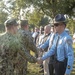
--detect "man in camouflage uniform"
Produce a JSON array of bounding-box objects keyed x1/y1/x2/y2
[
  {"x1": 0, "y1": 19, "x2": 37, "y2": 75},
  {"x1": 16, "y1": 20, "x2": 38, "y2": 75}
]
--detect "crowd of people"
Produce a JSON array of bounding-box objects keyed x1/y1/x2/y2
[{"x1": 0, "y1": 14, "x2": 74, "y2": 75}]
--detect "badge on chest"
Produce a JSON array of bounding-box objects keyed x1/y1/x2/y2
[{"x1": 59, "y1": 40, "x2": 62, "y2": 44}]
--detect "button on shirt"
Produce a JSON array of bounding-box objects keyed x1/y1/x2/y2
[{"x1": 41, "y1": 31, "x2": 74, "y2": 75}]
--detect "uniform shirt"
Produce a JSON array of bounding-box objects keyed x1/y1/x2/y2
[
  {"x1": 39, "y1": 33, "x2": 56, "y2": 64},
  {"x1": 0, "y1": 32, "x2": 37, "y2": 64},
  {"x1": 36, "y1": 34, "x2": 44, "y2": 46},
  {"x1": 40, "y1": 32, "x2": 57, "y2": 50},
  {"x1": 32, "y1": 32, "x2": 39, "y2": 44},
  {"x1": 17, "y1": 29, "x2": 38, "y2": 54},
  {"x1": 39, "y1": 35, "x2": 49, "y2": 49},
  {"x1": 40, "y1": 33, "x2": 50, "y2": 51},
  {"x1": 41, "y1": 30, "x2": 74, "y2": 75}
]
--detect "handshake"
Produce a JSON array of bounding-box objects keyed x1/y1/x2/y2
[
  {"x1": 35, "y1": 47, "x2": 44, "y2": 64},
  {"x1": 36, "y1": 57, "x2": 43, "y2": 64}
]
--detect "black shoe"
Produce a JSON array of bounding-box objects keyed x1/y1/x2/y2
[
  {"x1": 40, "y1": 64, "x2": 43, "y2": 68},
  {"x1": 39, "y1": 69, "x2": 44, "y2": 73}
]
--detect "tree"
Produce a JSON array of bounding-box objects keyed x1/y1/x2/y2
[
  {"x1": 1, "y1": 0, "x2": 75, "y2": 18},
  {"x1": 26, "y1": 9, "x2": 44, "y2": 26},
  {"x1": 67, "y1": 19, "x2": 75, "y2": 34},
  {"x1": 32, "y1": 0, "x2": 75, "y2": 17},
  {"x1": 39, "y1": 17, "x2": 50, "y2": 26},
  {"x1": 0, "y1": 0, "x2": 75, "y2": 33},
  {"x1": 0, "y1": 10, "x2": 8, "y2": 32}
]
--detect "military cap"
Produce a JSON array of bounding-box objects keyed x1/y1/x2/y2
[
  {"x1": 53, "y1": 14, "x2": 66, "y2": 24},
  {"x1": 5, "y1": 19, "x2": 18, "y2": 27},
  {"x1": 20, "y1": 20, "x2": 28, "y2": 26}
]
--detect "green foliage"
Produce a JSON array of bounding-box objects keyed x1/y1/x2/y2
[
  {"x1": 39, "y1": 17, "x2": 50, "y2": 26},
  {"x1": 26, "y1": 9, "x2": 44, "y2": 26},
  {"x1": 0, "y1": 4, "x2": 8, "y2": 32},
  {"x1": 1, "y1": 0, "x2": 75, "y2": 18},
  {"x1": 24, "y1": 0, "x2": 75, "y2": 17},
  {"x1": 27, "y1": 63, "x2": 41, "y2": 75},
  {"x1": 0, "y1": 11, "x2": 8, "y2": 24},
  {"x1": 0, "y1": 0, "x2": 75, "y2": 32},
  {"x1": 0, "y1": 24, "x2": 5, "y2": 33},
  {"x1": 67, "y1": 19, "x2": 75, "y2": 34},
  {"x1": 0, "y1": 1, "x2": 8, "y2": 24}
]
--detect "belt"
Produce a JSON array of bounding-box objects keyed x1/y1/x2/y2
[{"x1": 55, "y1": 58, "x2": 67, "y2": 63}]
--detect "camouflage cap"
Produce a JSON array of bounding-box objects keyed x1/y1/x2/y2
[
  {"x1": 5, "y1": 19, "x2": 18, "y2": 27},
  {"x1": 20, "y1": 20, "x2": 28, "y2": 26}
]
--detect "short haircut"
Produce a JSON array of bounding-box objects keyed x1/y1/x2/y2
[{"x1": 20, "y1": 20, "x2": 28, "y2": 27}]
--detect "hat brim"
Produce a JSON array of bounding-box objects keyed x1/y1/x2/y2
[{"x1": 53, "y1": 20, "x2": 67, "y2": 24}]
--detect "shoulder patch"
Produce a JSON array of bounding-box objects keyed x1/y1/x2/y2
[{"x1": 66, "y1": 39, "x2": 72, "y2": 45}]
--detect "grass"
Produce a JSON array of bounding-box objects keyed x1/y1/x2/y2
[
  {"x1": 27, "y1": 63, "x2": 42, "y2": 75},
  {"x1": 27, "y1": 45, "x2": 75, "y2": 75}
]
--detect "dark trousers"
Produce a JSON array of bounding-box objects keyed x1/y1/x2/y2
[
  {"x1": 48, "y1": 63, "x2": 54, "y2": 75},
  {"x1": 54, "y1": 59, "x2": 67, "y2": 75}
]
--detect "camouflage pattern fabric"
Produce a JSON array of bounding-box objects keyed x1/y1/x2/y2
[
  {"x1": 17, "y1": 29, "x2": 38, "y2": 54},
  {"x1": 15, "y1": 29, "x2": 38, "y2": 75},
  {"x1": 0, "y1": 32, "x2": 19, "y2": 75},
  {"x1": 0, "y1": 32, "x2": 37, "y2": 75}
]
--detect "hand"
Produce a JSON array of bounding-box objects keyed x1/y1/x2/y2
[
  {"x1": 37, "y1": 57, "x2": 43, "y2": 64},
  {"x1": 64, "y1": 74, "x2": 69, "y2": 75},
  {"x1": 37, "y1": 47, "x2": 44, "y2": 52},
  {"x1": 35, "y1": 53, "x2": 38, "y2": 58}
]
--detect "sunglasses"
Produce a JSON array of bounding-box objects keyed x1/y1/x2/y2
[
  {"x1": 54, "y1": 23, "x2": 60, "y2": 27},
  {"x1": 54, "y1": 23, "x2": 63, "y2": 27}
]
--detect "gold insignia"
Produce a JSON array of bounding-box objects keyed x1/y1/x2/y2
[{"x1": 67, "y1": 65, "x2": 70, "y2": 69}]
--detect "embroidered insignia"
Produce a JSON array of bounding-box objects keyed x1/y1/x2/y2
[
  {"x1": 67, "y1": 65, "x2": 70, "y2": 69},
  {"x1": 66, "y1": 39, "x2": 72, "y2": 45}
]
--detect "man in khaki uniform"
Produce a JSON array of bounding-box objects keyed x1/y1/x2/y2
[
  {"x1": 0, "y1": 19, "x2": 37, "y2": 75},
  {"x1": 38, "y1": 25, "x2": 51, "y2": 75},
  {"x1": 42, "y1": 25, "x2": 51, "y2": 75}
]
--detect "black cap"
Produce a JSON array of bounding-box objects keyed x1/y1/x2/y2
[
  {"x1": 20, "y1": 20, "x2": 28, "y2": 26},
  {"x1": 53, "y1": 14, "x2": 66, "y2": 24},
  {"x1": 5, "y1": 19, "x2": 18, "y2": 27}
]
